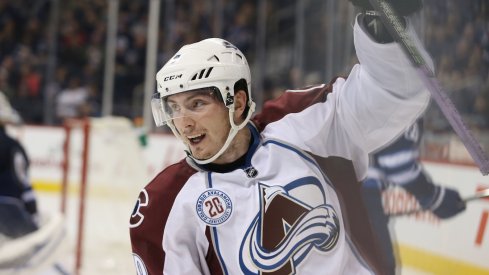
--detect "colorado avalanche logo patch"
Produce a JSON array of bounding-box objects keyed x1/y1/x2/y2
[
  {"x1": 239, "y1": 180, "x2": 340, "y2": 274},
  {"x1": 196, "y1": 189, "x2": 233, "y2": 226},
  {"x1": 130, "y1": 189, "x2": 149, "y2": 228}
]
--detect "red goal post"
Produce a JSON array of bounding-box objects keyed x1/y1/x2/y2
[
  {"x1": 60, "y1": 117, "x2": 147, "y2": 275},
  {"x1": 61, "y1": 118, "x2": 91, "y2": 275}
]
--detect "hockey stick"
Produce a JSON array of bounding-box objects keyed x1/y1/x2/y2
[
  {"x1": 463, "y1": 188, "x2": 489, "y2": 203},
  {"x1": 391, "y1": 188, "x2": 489, "y2": 217},
  {"x1": 366, "y1": 0, "x2": 489, "y2": 176}
]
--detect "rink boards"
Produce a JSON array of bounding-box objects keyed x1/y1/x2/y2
[{"x1": 8, "y1": 124, "x2": 489, "y2": 275}]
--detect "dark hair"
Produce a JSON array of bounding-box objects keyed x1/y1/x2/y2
[{"x1": 234, "y1": 78, "x2": 251, "y2": 119}]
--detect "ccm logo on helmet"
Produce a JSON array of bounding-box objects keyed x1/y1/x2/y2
[{"x1": 164, "y1": 74, "x2": 183, "y2": 81}]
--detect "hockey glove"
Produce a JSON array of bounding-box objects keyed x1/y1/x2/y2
[
  {"x1": 350, "y1": 0, "x2": 423, "y2": 43},
  {"x1": 402, "y1": 172, "x2": 466, "y2": 219},
  {"x1": 430, "y1": 187, "x2": 466, "y2": 219},
  {"x1": 348, "y1": 0, "x2": 423, "y2": 16}
]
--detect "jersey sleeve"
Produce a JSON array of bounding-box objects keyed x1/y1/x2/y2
[
  {"x1": 254, "y1": 16, "x2": 432, "y2": 180},
  {"x1": 370, "y1": 119, "x2": 424, "y2": 186},
  {"x1": 129, "y1": 160, "x2": 199, "y2": 275},
  {"x1": 343, "y1": 16, "x2": 433, "y2": 153}
]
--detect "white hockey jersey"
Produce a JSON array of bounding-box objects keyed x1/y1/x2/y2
[{"x1": 129, "y1": 16, "x2": 432, "y2": 275}]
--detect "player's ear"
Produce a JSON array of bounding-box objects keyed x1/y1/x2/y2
[{"x1": 233, "y1": 90, "x2": 247, "y2": 123}]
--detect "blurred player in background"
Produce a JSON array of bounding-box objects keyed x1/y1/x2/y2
[
  {"x1": 0, "y1": 91, "x2": 67, "y2": 275},
  {"x1": 362, "y1": 118, "x2": 466, "y2": 274},
  {"x1": 130, "y1": 0, "x2": 432, "y2": 274},
  {"x1": 0, "y1": 91, "x2": 39, "y2": 240}
]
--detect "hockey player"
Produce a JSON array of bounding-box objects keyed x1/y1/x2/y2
[
  {"x1": 0, "y1": 91, "x2": 39, "y2": 239},
  {"x1": 0, "y1": 92, "x2": 67, "y2": 275},
  {"x1": 130, "y1": 1, "x2": 430, "y2": 274},
  {"x1": 361, "y1": 119, "x2": 466, "y2": 274}
]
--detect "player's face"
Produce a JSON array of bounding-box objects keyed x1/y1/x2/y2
[{"x1": 166, "y1": 89, "x2": 230, "y2": 161}]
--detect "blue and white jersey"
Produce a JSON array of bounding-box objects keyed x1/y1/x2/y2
[
  {"x1": 0, "y1": 125, "x2": 39, "y2": 237},
  {"x1": 368, "y1": 119, "x2": 424, "y2": 187}
]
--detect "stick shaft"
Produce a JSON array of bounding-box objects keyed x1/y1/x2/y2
[
  {"x1": 463, "y1": 189, "x2": 489, "y2": 202},
  {"x1": 367, "y1": 0, "x2": 489, "y2": 175}
]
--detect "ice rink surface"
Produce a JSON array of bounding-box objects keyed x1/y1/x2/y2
[{"x1": 36, "y1": 191, "x2": 137, "y2": 275}]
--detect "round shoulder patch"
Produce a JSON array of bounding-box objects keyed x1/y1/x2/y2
[{"x1": 196, "y1": 189, "x2": 233, "y2": 226}]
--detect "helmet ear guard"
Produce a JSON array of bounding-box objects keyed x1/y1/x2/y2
[{"x1": 153, "y1": 38, "x2": 256, "y2": 164}]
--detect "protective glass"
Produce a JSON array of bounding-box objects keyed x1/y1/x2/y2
[
  {"x1": 151, "y1": 87, "x2": 221, "y2": 127},
  {"x1": 151, "y1": 92, "x2": 169, "y2": 127}
]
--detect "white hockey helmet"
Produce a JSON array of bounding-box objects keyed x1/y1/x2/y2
[
  {"x1": 152, "y1": 38, "x2": 256, "y2": 164},
  {"x1": 0, "y1": 91, "x2": 22, "y2": 125}
]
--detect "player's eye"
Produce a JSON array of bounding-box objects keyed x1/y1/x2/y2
[
  {"x1": 166, "y1": 103, "x2": 181, "y2": 115},
  {"x1": 189, "y1": 99, "x2": 207, "y2": 111},
  {"x1": 194, "y1": 100, "x2": 205, "y2": 108}
]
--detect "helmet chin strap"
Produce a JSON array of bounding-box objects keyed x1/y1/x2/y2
[
  {"x1": 185, "y1": 100, "x2": 256, "y2": 165},
  {"x1": 191, "y1": 124, "x2": 240, "y2": 165},
  {"x1": 191, "y1": 102, "x2": 253, "y2": 164}
]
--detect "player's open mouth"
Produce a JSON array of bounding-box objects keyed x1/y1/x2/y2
[{"x1": 188, "y1": 133, "x2": 205, "y2": 144}]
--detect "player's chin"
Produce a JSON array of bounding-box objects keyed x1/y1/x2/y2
[{"x1": 190, "y1": 147, "x2": 213, "y2": 161}]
